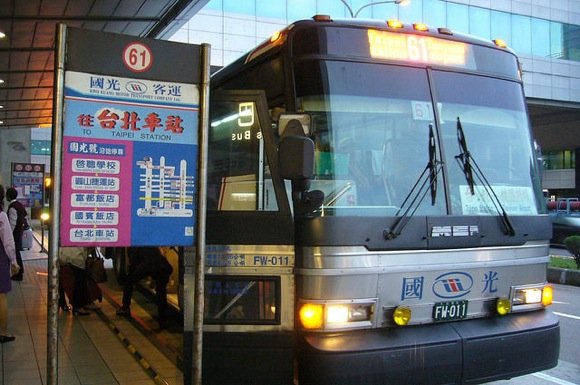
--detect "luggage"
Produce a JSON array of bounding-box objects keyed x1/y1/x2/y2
[
  {"x1": 59, "y1": 264, "x2": 103, "y2": 307},
  {"x1": 21, "y1": 228, "x2": 34, "y2": 250}
]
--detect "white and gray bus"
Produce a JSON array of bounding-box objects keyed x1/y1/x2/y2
[{"x1": 115, "y1": 16, "x2": 561, "y2": 385}]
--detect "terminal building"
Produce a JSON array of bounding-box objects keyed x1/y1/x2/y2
[{"x1": 1, "y1": 0, "x2": 580, "y2": 201}]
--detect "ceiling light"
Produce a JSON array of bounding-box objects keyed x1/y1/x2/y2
[
  {"x1": 0, "y1": 32, "x2": 5, "y2": 39},
  {"x1": 0, "y1": 79, "x2": 4, "y2": 84}
]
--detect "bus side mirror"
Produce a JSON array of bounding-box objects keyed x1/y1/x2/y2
[
  {"x1": 279, "y1": 133, "x2": 315, "y2": 180},
  {"x1": 278, "y1": 118, "x2": 324, "y2": 214}
]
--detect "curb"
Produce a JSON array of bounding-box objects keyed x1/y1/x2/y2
[
  {"x1": 94, "y1": 308, "x2": 170, "y2": 385},
  {"x1": 547, "y1": 267, "x2": 580, "y2": 287}
]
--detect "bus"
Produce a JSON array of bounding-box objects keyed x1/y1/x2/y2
[{"x1": 115, "y1": 16, "x2": 561, "y2": 385}]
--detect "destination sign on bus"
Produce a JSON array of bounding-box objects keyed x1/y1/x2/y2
[{"x1": 368, "y1": 30, "x2": 475, "y2": 69}]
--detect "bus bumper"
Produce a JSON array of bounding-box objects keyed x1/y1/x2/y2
[{"x1": 298, "y1": 310, "x2": 560, "y2": 385}]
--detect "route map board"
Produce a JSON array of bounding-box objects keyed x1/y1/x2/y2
[{"x1": 59, "y1": 27, "x2": 201, "y2": 247}]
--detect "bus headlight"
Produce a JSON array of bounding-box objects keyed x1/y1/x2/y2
[
  {"x1": 326, "y1": 303, "x2": 373, "y2": 323},
  {"x1": 522, "y1": 288, "x2": 542, "y2": 304},
  {"x1": 509, "y1": 284, "x2": 553, "y2": 313},
  {"x1": 326, "y1": 304, "x2": 349, "y2": 324},
  {"x1": 299, "y1": 300, "x2": 375, "y2": 330}
]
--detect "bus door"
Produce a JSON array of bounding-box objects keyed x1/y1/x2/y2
[{"x1": 202, "y1": 90, "x2": 295, "y2": 384}]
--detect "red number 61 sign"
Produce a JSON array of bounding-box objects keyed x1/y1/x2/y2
[{"x1": 122, "y1": 42, "x2": 153, "y2": 73}]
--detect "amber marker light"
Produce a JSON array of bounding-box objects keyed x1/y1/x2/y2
[
  {"x1": 270, "y1": 31, "x2": 282, "y2": 43},
  {"x1": 413, "y1": 23, "x2": 429, "y2": 32},
  {"x1": 387, "y1": 19, "x2": 403, "y2": 29},
  {"x1": 493, "y1": 39, "x2": 508, "y2": 48},
  {"x1": 542, "y1": 285, "x2": 553, "y2": 306},
  {"x1": 299, "y1": 303, "x2": 324, "y2": 329},
  {"x1": 393, "y1": 306, "x2": 411, "y2": 326}
]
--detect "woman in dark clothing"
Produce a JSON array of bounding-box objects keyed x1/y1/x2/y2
[{"x1": 6, "y1": 187, "x2": 25, "y2": 281}]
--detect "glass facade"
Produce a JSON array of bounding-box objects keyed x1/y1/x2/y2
[
  {"x1": 543, "y1": 150, "x2": 576, "y2": 170},
  {"x1": 188, "y1": 0, "x2": 580, "y2": 64}
]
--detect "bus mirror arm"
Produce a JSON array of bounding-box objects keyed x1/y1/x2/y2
[{"x1": 296, "y1": 188, "x2": 325, "y2": 215}]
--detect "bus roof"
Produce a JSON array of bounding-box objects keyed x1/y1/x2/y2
[{"x1": 212, "y1": 16, "x2": 519, "y2": 83}]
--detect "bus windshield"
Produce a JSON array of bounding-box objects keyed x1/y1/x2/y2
[{"x1": 295, "y1": 60, "x2": 541, "y2": 217}]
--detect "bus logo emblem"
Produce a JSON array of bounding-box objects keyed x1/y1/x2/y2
[
  {"x1": 433, "y1": 272, "x2": 473, "y2": 299},
  {"x1": 126, "y1": 81, "x2": 147, "y2": 94}
]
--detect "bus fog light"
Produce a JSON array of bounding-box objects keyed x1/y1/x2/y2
[
  {"x1": 393, "y1": 306, "x2": 411, "y2": 326},
  {"x1": 299, "y1": 303, "x2": 324, "y2": 329},
  {"x1": 496, "y1": 297, "x2": 511, "y2": 315}
]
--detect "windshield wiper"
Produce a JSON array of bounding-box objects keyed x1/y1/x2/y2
[
  {"x1": 385, "y1": 124, "x2": 442, "y2": 240},
  {"x1": 454, "y1": 117, "x2": 516, "y2": 236},
  {"x1": 428, "y1": 123, "x2": 438, "y2": 206},
  {"x1": 455, "y1": 117, "x2": 475, "y2": 195}
]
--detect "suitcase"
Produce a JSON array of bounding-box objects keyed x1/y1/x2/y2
[
  {"x1": 59, "y1": 264, "x2": 103, "y2": 307},
  {"x1": 20, "y1": 228, "x2": 34, "y2": 250}
]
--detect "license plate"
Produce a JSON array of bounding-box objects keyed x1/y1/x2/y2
[{"x1": 432, "y1": 300, "x2": 468, "y2": 322}]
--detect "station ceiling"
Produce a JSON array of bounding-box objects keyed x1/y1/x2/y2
[
  {"x1": 0, "y1": 0, "x2": 208, "y2": 130},
  {"x1": 0, "y1": 0, "x2": 579, "y2": 154}
]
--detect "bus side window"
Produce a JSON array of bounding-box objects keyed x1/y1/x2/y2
[{"x1": 208, "y1": 100, "x2": 278, "y2": 211}]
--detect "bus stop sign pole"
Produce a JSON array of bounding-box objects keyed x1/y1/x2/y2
[
  {"x1": 192, "y1": 43, "x2": 211, "y2": 385},
  {"x1": 47, "y1": 22, "x2": 67, "y2": 385}
]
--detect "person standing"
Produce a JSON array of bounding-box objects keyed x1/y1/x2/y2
[
  {"x1": 6, "y1": 187, "x2": 25, "y2": 281},
  {"x1": 0, "y1": 185, "x2": 20, "y2": 342},
  {"x1": 58, "y1": 247, "x2": 91, "y2": 316},
  {"x1": 116, "y1": 247, "x2": 173, "y2": 329}
]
